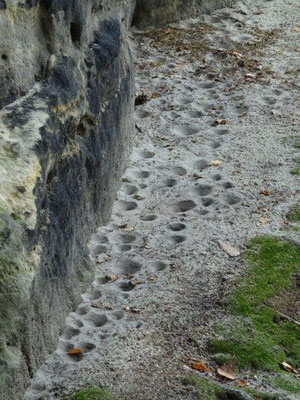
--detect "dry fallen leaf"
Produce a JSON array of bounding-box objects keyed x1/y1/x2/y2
[
  {"x1": 131, "y1": 278, "x2": 143, "y2": 286},
  {"x1": 237, "y1": 379, "x2": 248, "y2": 387},
  {"x1": 213, "y1": 119, "x2": 228, "y2": 126},
  {"x1": 191, "y1": 362, "x2": 209, "y2": 372},
  {"x1": 217, "y1": 363, "x2": 236, "y2": 380},
  {"x1": 231, "y1": 50, "x2": 243, "y2": 59},
  {"x1": 218, "y1": 241, "x2": 240, "y2": 257},
  {"x1": 258, "y1": 216, "x2": 271, "y2": 225},
  {"x1": 209, "y1": 160, "x2": 223, "y2": 167},
  {"x1": 91, "y1": 301, "x2": 102, "y2": 309},
  {"x1": 108, "y1": 274, "x2": 119, "y2": 282},
  {"x1": 260, "y1": 190, "x2": 270, "y2": 196},
  {"x1": 67, "y1": 348, "x2": 83, "y2": 357},
  {"x1": 280, "y1": 361, "x2": 298, "y2": 374}
]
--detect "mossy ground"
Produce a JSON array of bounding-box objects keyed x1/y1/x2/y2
[
  {"x1": 289, "y1": 137, "x2": 300, "y2": 175},
  {"x1": 290, "y1": 156, "x2": 300, "y2": 175},
  {"x1": 188, "y1": 376, "x2": 225, "y2": 400},
  {"x1": 242, "y1": 387, "x2": 281, "y2": 400},
  {"x1": 287, "y1": 204, "x2": 300, "y2": 223},
  {"x1": 209, "y1": 236, "x2": 300, "y2": 395},
  {"x1": 293, "y1": 138, "x2": 300, "y2": 150},
  {"x1": 69, "y1": 387, "x2": 115, "y2": 400}
]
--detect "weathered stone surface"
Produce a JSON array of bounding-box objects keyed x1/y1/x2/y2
[
  {"x1": 0, "y1": 1, "x2": 134, "y2": 399},
  {"x1": 133, "y1": 0, "x2": 237, "y2": 27}
]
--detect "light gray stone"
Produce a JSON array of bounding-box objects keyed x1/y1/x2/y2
[
  {"x1": 0, "y1": 1, "x2": 134, "y2": 399},
  {"x1": 133, "y1": 0, "x2": 237, "y2": 27}
]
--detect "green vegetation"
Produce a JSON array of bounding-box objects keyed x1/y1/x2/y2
[
  {"x1": 210, "y1": 237, "x2": 300, "y2": 375},
  {"x1": 188, "y1": 375, "x2": 284, "y2": 400},
  {"x1": 291, "y1": 156, "x2": 300, "y2": 175},
  {"x1": 287, "y1": 204, "x2": 300, "y2": 223},
  {"x1": 243, "y1": 387, "x2": 281, "y2": 400},
  {"x1": 273, "y1": 375, "x2": 300, "y2": 394},
  {"x1": 70, "y1": 387, "x2": 115, "y2": 400},
  {"x1": 188, "y1": 376, "x2": 225, "y2": 400},
  {"x1": 293, "y1": 137, "x2": 300, "y2": 149}
]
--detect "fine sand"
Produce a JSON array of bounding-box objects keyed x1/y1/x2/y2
[{"x1": 25, "y1": 1, "x2": 300, "y2": 399}]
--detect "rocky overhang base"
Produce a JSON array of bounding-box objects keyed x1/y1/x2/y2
[
  {"x1": 133, "y1": 0, "x2": 237, "y2": 27},
  {"x1": 0, "y1": 1, "x2": 134, "y2": 399}
]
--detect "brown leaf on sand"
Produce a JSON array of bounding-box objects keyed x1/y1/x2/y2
[
  {"x1": 91, "y1": 301, "x2": 102, "y2": 308},
  {"x1": 280, "y1": 361, "x2": 298, "y2": 374},
  {"x1": 260, "y1": 190, "x2": 270, "y2": 196},
  {"x1": 131, "y1": 278, "x2": 143, "y2": 286},
  {"x1": 108, "y1": 274, "x2": 119, "y2": 282},
  {"x1": 258, "y1": 216, "x2": 271, "y2": 225},
  {"x1": 217, "y1": 363, "x2": 236, "y2": 380},
  {"x1": 244, "y1": 73, "x2": 255, "y2": 80},
  {"x1": 213, "y1": 119, "x2": 228, "y2": 126},
  {"x1": 67, "y1": 348, "x2": 83, "y2": 357},
  {"x1": 218, "y1": 241, "x2": 240, "y2": 257},
  {"x1": 237, "y1": 379, "x2": 248, "y2": 387},
  {"x1": 191, "y1": 362, "x2": 209, "y2": 372}
]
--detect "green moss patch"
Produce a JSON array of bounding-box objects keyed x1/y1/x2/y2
[
  {"x1": 291, "y1": 156, "x2": 300, "y2": 175},
  {"x1": 287, "y1": 204, "x2": 300, "y2": 223},
  {"x1": 293, "y1": 137, "x2": 300, "y2": 149},
  {"x1": 188, "y1": 376, "x2": 225, "y2": 400},
  {"x1": 243, "y1": 387, "x2": 280, "y2": 400},
  {"x1": 273, "y1": 374, "x2": 300, "y2": 394},
  {"x1": 70, "y1": 387, "x2": 115, "y2": 400},
  {"x1": 210, "y1": 237, "x2": 300, "y2": 374}
]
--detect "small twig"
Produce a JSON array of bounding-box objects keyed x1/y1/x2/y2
[
  {"x1": 274, "y1": 310, "x2": 300, "y2": 328},
  {"x1": 265, "y1": 303, "x2": 300, "y2": 328}
]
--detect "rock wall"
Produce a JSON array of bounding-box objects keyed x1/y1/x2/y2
[
  {"x1": 0, "y1": 1, "x2": 134, "y2": 399},
  {"x1": 133, "y1": 0, "x2": 236, "y2": 27}
]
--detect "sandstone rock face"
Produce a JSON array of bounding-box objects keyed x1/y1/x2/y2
[
  {"x1": 0, "y1": 1, "x2": 134, "y2": 399},
  {"x1": 133, "y1": 0, "x2": 236, "y2": 27}
]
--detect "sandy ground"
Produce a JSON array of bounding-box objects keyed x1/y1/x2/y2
[{"x1": 25, "y1": 0, "x2": 300, "y2": 399}]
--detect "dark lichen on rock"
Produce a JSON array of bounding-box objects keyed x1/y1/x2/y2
[{"x1": 0, "y1": 1, "x2": 134, "y2": 399}]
